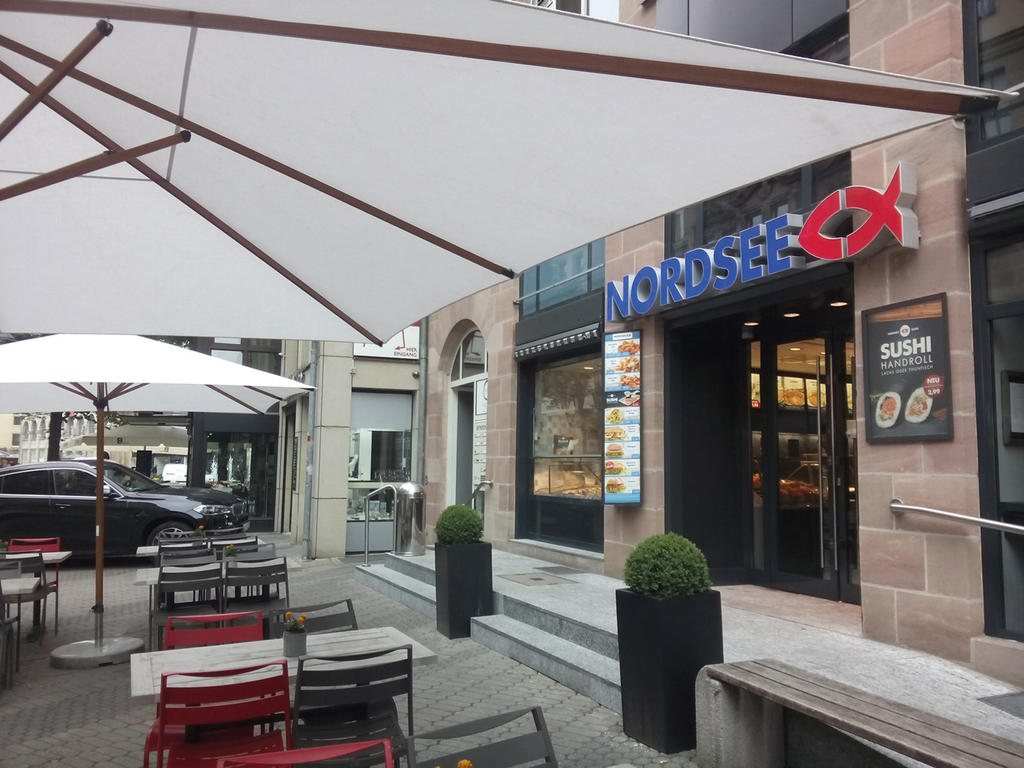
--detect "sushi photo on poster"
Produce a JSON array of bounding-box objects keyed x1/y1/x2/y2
[{"x1": 862, "y1": 293, "x2": 953, "y2": 443}]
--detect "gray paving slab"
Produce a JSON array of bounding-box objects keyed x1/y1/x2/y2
[{"x1": 0, "y1": 535, "x2": 697, "y2": 768}]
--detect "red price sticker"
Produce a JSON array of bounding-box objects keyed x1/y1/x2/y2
[{"x1": 923, "y1": 374, "x2": 944, "y2": 398}]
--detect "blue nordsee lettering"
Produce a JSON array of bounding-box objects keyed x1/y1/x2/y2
[
  {"x1": 629, "y1": 266, "x2": 659, "y2": 315},
  {"x1": 659, "y1": 258, "x2": 684, "y2": 306},
  {"x1": 712, "y1": 236, "x2": 739, "y2": 291},
  {"x1": 604, "y1": 212, "x2": 806, "y2": 321},
  {"x1": 739, "y1": 225, "x2": 764, "y2": 282},
  {"x1": 607, "y1": 275, "x2": 630, "y2": 321},
  {"x1": 684, "y1": 248, "x2": 711, "y2": 299},
  {"x1": 765, "y1": 214, "x2": 805, "y2": 275}
]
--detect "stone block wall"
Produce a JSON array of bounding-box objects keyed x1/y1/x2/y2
[{"x1": 850, "y1": 0, "x2": 984, "y2": 662}]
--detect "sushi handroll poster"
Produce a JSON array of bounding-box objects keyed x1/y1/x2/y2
[{"x1": 863, "y1": 294, "x2": 953, "y2": 443}]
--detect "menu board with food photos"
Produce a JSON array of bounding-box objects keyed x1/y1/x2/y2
[
  {"x1": 604, "y1": 331, "x2": 641, "y2": 504},
  {"x1": 863, "y1": 293, "x2": 952, "y2": 443}
]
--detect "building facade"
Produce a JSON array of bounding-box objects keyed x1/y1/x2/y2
[
  {"x1": 277, "y1": 331, "x2": 422, "y2": 558},
  {"x1": 421, "y1": 0, "x2": 1024, "y2": 686}
]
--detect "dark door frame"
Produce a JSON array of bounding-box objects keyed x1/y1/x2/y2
[
  {"x1": 662, "y1": 266, "x2": 859, "y2": 602},
  {"x1": 760, "y1": 318, "x2": 858, "y2": 603}
]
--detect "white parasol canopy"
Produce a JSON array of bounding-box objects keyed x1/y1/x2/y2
[
  {"x1": 0, "y1": 0, "x2": 1012, "y2": 344},
  {"x1": 0, "y1": 333, "x2": 310, "y2": 414},
  {"x1": 0, "y1": 333, "x2": 312, "y2": 664}
]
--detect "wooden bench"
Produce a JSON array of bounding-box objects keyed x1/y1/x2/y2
[{"x1": 696, "y1": 659, "x2": 1024, "y2": 768}]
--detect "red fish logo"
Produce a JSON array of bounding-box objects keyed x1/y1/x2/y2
[{"x1": 799, "y1": 163, "x2": 918, "y2": 261}]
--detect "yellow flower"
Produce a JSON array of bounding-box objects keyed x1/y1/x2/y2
[{"x1": 457, "y1": 761, "x2": 473, "y2": 768}]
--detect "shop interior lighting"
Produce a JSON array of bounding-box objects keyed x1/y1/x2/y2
[
  {"x1": 783, "y1": 312, "x2": 800, "y2": 318},
  {"x1": 743, "y1": 321, "x2": 759, "y2": 327},
  {"x1": 789, "y1": 347, "x2": 801, "y2": 351},
  {"x1": 829, "y1": 300, "x2": 849, "y2": 307}
]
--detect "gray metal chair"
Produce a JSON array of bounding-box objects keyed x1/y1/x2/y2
[
  {"x1": 269, "y1": 598, "x2": 357, "y2": 639},
  {"x1": 204, "y1": 526, "x2": 247, "y2": 539},
  {"x1": 148, "y1": 562, "x2": 225, "y2": 649},
  {"x1": 223, "y1": 556, "x2": 289, "y2": 611},
  {"x1": 0, "y1": 564, "x2": 21, "y2": 682},
  {"x1": 292, "y1": 645, "x2": 413, "y2": 768},
  {"x1": 407, "y1": 706, "x2": 557, "y2": 768},
  {"x1": 159, "y1": 550, "x2": 218, "y2": 567},
  {"x1": 0, "y1": 553, "x2": 50, "y2": 647}
]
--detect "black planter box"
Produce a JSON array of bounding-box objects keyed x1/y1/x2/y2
[
  {"x1": 434, "y1": 541, "x2": 494, "y2": 639},
  {"x1": 615, "y1": 588, "x2": 723, "y2": 753}
]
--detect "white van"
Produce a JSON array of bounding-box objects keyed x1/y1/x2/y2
[{"x1": 161, "y1": 463, "x2": 188, "y2": 484}]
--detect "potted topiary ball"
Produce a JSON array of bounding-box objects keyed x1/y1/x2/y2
[
  {"x1": 433, "y1": 504, "x2": 493, "y2": 639},
  {"x1": 615, "y1": 532, "x2": 723, "y2": 754}
]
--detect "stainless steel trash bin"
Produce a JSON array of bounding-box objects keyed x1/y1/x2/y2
[{"x1": 394, "y1": 481, "x2": 426, "y2": 556}]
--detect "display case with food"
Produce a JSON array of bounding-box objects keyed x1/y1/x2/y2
[{"x1": 533, "y1": 457, "x2": 602, "y2": 499}]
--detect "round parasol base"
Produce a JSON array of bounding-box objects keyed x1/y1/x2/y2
[{"x1": 50, "y1": 636, "x2": 144, "y2": 669}]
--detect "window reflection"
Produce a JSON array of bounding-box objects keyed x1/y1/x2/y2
[
  {"x1": 978, "y1": 1, "x2": 1024, "y2": 139},
  {"x1": 532, "y1": 356, "x2": 603, "y2": 499}
]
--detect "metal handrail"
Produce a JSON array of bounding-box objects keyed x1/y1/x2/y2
[
  {"x1": 363, "y1": 484, "x2": 397, "y2": 566},
  {"x1": 464, "y1": 478, "x2": 493, "y2": 518},
  {"x1": 890, "y1": 499, "x2": 1024, "y2": 536}
]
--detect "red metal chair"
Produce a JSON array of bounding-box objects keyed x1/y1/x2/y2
[
  {"x1": 213, "y1": 741, "x2": 394, "y2": 767},
  {"x1": 163, "y1": 610, "x2": 264, "y2": 650},
  {"x1": 145, "y1": 612, "x2": 264, "y2": 766},
  {"x1": 148, "y1": 661, "x2": 292, "y2": 768},
  {"x1": 8, "y1": 537, "x2": 60, "y2": 633}
]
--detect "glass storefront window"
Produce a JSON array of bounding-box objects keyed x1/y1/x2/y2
[
  {"x1": 518, "y1": 241, "x2": 605, "y2": 316},
  {"x1": 987, "y1": 241, "x2": 1024, "y2": 303},
  {"x1": 348, "y1": 392, "x2": 413, "y2": 484},
  {"x1": 532, "y1": 356, "x2": 603, "y2": 499},
  {"x1": 348, "y1": 429, "x2": 412, "y2": 482},
  {"x1": 703, "y1": 168, "x2": 803, "y2": 246},
  {"x1": 204, "y1": 432, "x2": 278, "y2": 527},
  {"x1": 977, "y1": 0, "x2": 1024, "y2": 140},
  {"x1": 348, "y1": 391, "x2": 413, "y2": 522},
  {"x1": 347, "y1": 486, "x2": 395, "y2": 523},
  {"x1": 991, "y1": 314, "x2": 1024, "y2": 634}
]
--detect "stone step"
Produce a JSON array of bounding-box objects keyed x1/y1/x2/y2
[
  {"x1": 354, "y1": 563, "x2": 435, "y2": 618},
  {"x1": 380, "y1": 551, "x2": 434, "y2": 585},
  {"x1": 497, "y1": 593, "x2": 619, "y2": 661},
  {"x1": 471, "y1": 613, "x2": 622, "y2": 714}
]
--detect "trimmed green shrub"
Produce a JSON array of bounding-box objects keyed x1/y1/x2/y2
[
  {"x1": 435, "y1": 504, "x2": 483, "y2": 545},
  {"x1": 623, "y1": 533, "x2": 711, "y2": 598}
]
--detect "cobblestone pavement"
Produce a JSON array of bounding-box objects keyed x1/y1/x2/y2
[{"x1": 0, "y1": 536, "x2": 697, "y2": 768}]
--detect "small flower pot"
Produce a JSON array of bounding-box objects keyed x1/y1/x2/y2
[{"x1": 283, "y1": 630, "x2": 307, "y2": 657}]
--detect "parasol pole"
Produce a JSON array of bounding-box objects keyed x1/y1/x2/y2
[
  {"x1": 93, "y1": 400, "x2": 106, "y2": 647},
  {"x1": 52, "y1": 389, "x2": 142, "y2": 668}
]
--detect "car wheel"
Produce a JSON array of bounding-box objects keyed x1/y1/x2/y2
[{"x1": 146, "y1": 521, "x2": 194, "y2": 547}]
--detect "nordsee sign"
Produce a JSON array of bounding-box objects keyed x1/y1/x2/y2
[{"x1": 606, "y1": 164, "x2": 918, "y2": 322}]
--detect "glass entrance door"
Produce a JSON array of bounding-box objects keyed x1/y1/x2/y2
[{"x1": 762, "y1": 333, "x2": 859, "y2": 602}]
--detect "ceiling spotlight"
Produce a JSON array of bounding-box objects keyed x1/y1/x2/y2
[
  {"x1": 829, "y1": 300, "x2": 849, "y2": 307},
  {"x1": 743, "y1": 321, "x2": 759, "y2": 327},
  {"x1": 783, "y1": 312, "x2": 800, "y2": 318}
]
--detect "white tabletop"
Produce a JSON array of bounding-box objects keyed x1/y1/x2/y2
[
  {"x1": 0, "y1": 576, "x2": 41, "y2": 596},
  {"x1": 130, "y1": 626, "x2": 437, "y2": 697},
  {"x1": 3, "y1": 551, "x2": 72, "y2": 564},
  {"x1": 135, "y1": 538, "x2": 263, "y2": 557}
]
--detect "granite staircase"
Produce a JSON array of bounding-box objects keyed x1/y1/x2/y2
[{"x1": 355, "y1": 549, "x2": 624, "y2": 712}]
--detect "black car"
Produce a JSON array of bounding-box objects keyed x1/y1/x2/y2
[{"x1": 0, "y1": 460, "x2": 248, "y2": 555}]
